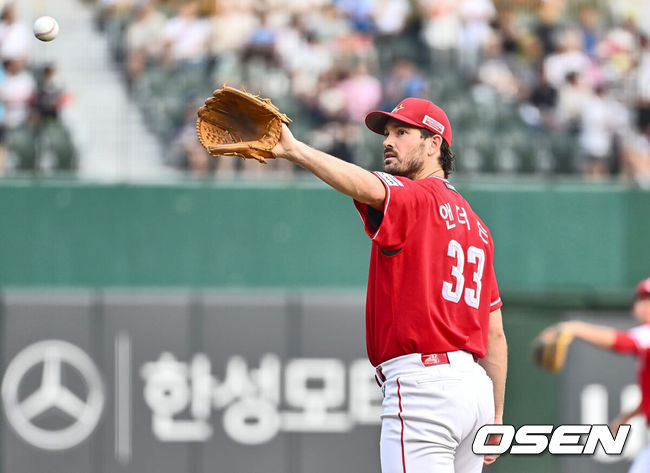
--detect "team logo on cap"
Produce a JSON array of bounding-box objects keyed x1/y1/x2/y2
[
  {"x1": 392, "y1": 104, "x2": 405, "y2": 112},
  {"x1": 423, "y1": 115, "x2": 445, "y2": 135}
]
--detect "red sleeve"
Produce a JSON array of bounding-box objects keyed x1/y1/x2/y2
[
  {"x1": 612, "y1": 331, "x2": 639, "y2": 354},
  {"x1": 353, "y1": 172, "x2": 425, "y2": 250},
  {"x1": 489, "y1": 268, "x2": 503, "y2": 311}
]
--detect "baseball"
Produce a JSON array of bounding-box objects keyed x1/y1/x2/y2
[{"x1": 33, "y1": 16, "x2": 59, "y2": 42}]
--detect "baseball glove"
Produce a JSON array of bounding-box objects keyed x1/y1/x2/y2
[
  {"x1": 196, "y1": 85, "x2": 291, "y2": 163},
  {"x1": 530, "y1": 324, "x2": 574, "y2": 373}
]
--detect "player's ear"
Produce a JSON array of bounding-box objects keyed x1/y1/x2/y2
[{"x1": 428, "y1": 134, "x2": 442, "y2": 157}]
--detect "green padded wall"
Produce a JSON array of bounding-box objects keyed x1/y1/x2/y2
[{"x1": 0, "y1": 179, "x2": 648, "y2": 292}]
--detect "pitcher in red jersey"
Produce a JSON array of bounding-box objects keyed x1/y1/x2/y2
[{"x1": 273, "y1": 97, "x2": 508, "y2": 473}]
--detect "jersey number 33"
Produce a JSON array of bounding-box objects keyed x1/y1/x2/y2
[{"x1": 441, "y1": 239, "x2": 485, "y2": 309}]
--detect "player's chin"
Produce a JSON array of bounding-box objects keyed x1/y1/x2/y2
[{"x1": 383, "y1": 162, "x2": 401, "y2": 176}]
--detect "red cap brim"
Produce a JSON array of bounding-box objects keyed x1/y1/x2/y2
[{"x1": 365, "y1": 111, "x2": 425, "y2": 135}]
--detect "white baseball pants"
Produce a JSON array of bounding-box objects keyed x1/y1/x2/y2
[{"x1": 376, "y1": 351, "x2": 494, "y2": 473}]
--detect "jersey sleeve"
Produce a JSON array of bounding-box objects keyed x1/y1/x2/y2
[
  {"x1": 612, "y1": 331, "x2": 640, "y2": 355},
  {"x1": 353, "y1": 172, "x2": 426, "y2": 249},
  {"x1": 489, "y1": 269, "x2": 503, "y2": 311}
]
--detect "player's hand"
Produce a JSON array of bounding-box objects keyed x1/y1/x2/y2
[
  {"x1": 483, "y1": 438, "x2": 501, "y2": 465},
  {"x1": 483, "y1": 416, "x2": 503, "y2": 466},
  {"x1": 272, "y1": 124, "x2": 298, "y2": 160}
]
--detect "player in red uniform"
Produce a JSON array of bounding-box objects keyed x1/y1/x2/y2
[
  {"x1": 273, "y1": 97, "x2": 508, "y2": 473},
  {"x1": 555, "y1": 277, "x2": 650, "y2": 473}
]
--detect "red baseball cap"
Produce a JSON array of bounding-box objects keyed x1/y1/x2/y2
[
  {"x1": 365, "y1": 98, "x2": 452, "y2": 145},
  {"x1": 636, "y1": 278, "x2": 650, "y2": 299}
]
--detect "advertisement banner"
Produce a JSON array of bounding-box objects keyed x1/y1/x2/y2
[{"x1": 0, "y1": 290, "x2": 382, "y2": 473}]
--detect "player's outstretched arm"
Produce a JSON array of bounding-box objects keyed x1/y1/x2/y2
[
  {"x1": 478, "y1": 308, "x2": 507, "y2": 465},
  {"x1": 560, "y1": 321, "x2": 617, "y2": 350},
  {"x1": 273, "y1": 124, "x2": 386, "y2": 210}
]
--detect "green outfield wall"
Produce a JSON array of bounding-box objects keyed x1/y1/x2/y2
[{"x1": 0, "y1": 179, "x2": 647, "y2": 294}]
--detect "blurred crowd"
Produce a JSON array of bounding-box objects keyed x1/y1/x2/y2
[
  {"x1": 2, "y1": 0, "x2": 650, "y2": 185},
  {"x1": 0, "y1": 3, "x2": 76, "y2": 176},
  {"x1": 93, "y1": 0, "x2": 650, "y2": 184}
]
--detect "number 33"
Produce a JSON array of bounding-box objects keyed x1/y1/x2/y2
[{"x1": 442, "y1": 239, "x2": 485, "y2": 309}]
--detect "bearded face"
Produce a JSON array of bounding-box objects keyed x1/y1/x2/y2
[{"x1": 383, "y1": 121, "x2": 431, "y2": 180}]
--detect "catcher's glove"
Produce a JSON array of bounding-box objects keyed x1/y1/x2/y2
[
  {"x1": 530, "y1": 324, "x2": 574, "y2": 373},
  {"x1": 196, "y1": 85, "x2": 291, "y2": 163}
]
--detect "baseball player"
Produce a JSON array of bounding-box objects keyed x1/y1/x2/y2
[
  {"x1": 273, "y1": 97, "x2": 507, "y2": 473},
  {"x1": 549, "y1": 277, "x2": 650, "y2": 473}
]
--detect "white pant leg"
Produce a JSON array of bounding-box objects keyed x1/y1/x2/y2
[
  {"x1": 629, "y1": 442, "x2": 650, "y2": 473},
  {"x1": 380, "y1": 374, "x2": 455, "y2": 473},
  {"x1": 379, "y1": 354, "x2": 494, "y2": 473},
  {"x1": 454, "y1": 373, "x2": 494, "y2": 473}
]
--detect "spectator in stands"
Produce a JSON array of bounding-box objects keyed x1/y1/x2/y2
[
  {"x1": 495, "y1": 9, "x2": 521, "y2": 56},
  {"x1": 458, "y1": 0, "x2": 496, "y2": 73},
  {"x1": 162, "y1": 1, "x2": 211, "y2": 71},
  {"x1": 35, "y1": 64, "x2": 67, "y2": 121},
  {"x1": 238, "y1": 12, "x2": 291, "y2": 102},
  {"x1": 579, "y1": 84, "x2": 619, "y2": 178},
  {"x1": 371, "y1": 0, "x2": 412, "y2": 70},
  {"x1": 533, "y1": 0, "x2": 560, "y2": 56},
  {"x1": 509, "y1": 33, "x2": 545, "y2": 94},
  {"x1": 302, "y1": 4, "x2": 350, "y2": 43},
  {"x1": 286, "y1": 30, "x2": 334, "y2": 100},
  {"x1": 419, "y1": 0, "x2": 459, "y2": 68},
  {"x1": 125, "y1": 0, "x2": 166, "y2": 92},
  {"x1": 635, "y1": 34, "x2": 650, "y2": 133},
  {"x1": 596, "y1": 21, "x2": 637, "y2": 84},
  {"x1": 555, "y1": 71, "x2": 589, "y2": 133},
  {"x1": 0, "y1": 58, "x2": 35, "y2": 130},
  {"x1": 372, "y1": 0, "x2": 411, "y2": 37},
  {"x1": 33, "y1": 63, "x2": 76, "y2": 171},
  {"x1": 337, "y1": 62, "x2": 381, "y2": 123},
  {"x1": 0, "y1": 3, "x2": 32, "y2": 64},
  {"x1": 243, "y1": 11, "x2": 277, "y2": 66},
  {"x1": 544, "y1": 29, "x2": 592, "y2": 89},
  {"x1": 334, "y1": 0, "x2": 374, "y2": 33},
  {"x1": 578, "y1": 5, "x2": 601, "y2": 58},
  {"x1": 476, "y1": 31, "x2": 521, "y2": 101},
  {"x1": 523, "y1": 68, "x2": 557, "y2": 129},
  {"x1": 0, "y1": 58, "x2": 36, "y2": 170},
  {"x1": 273, "y1": 13, "x2": 305, "y2": 73},
  {"x1": 209, "y1": 0, "x2": 259, "y2": 60},
  {"x1": 95, "y1": 0, "x2": 135, "y2": 33},
  {"x1": 380, "y1": 58, "x2": 428, "y2": 110},
  {"x1": 101, "y1": 0, "x2": 137, "y2": 63}
]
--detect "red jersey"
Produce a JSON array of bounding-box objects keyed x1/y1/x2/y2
[
  {"x1": 613, "y1": 325, "x2": 650, "y2": 423},
  {"x1": 354, "y1": 172, "x2": 502, "y2": 367}
]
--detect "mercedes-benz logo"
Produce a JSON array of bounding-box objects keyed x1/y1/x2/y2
[{"x1": 1, "y1": 340, "x2": 105, "y2": 450}]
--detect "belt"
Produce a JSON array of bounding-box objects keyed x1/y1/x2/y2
[
  {"x1": 374, "y1": 351, "x2": 477, "y2": 387},
  {"x1": 421, "y1": 352, "x2": 450, "y2": 367}
]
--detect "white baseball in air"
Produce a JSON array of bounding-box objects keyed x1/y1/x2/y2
[{"x1": 33, "y1": 16, "x2": 59, "y2": 42}]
